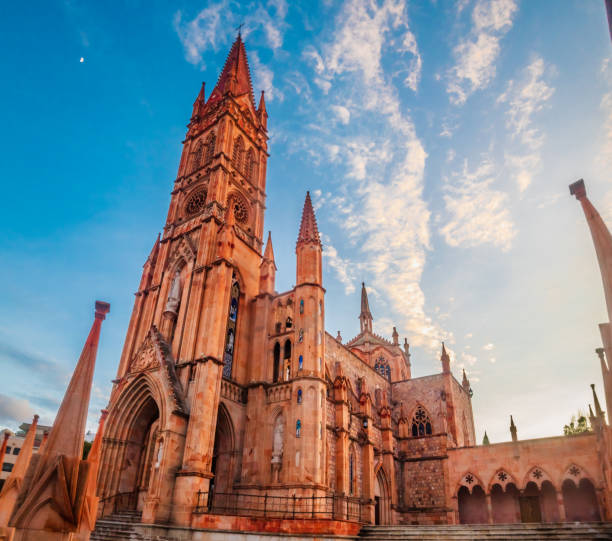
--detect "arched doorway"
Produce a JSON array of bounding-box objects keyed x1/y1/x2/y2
[
  {"x1": 374, "y1": 468, "x2": 390, "y2": 525},
  {"x1": 562, "y1": 478, "x2": 601, "y2": 521},
  {"x1": 491, "y1": 483, "x2": 520, "y2": 523},
  {"x1": 519, "y1": 481, "x2": 542, "y2": 523},
  {"x1": 123, "y1": 396, "x2": 160, "y2": 511},
  {"x1": 210, "y1": 403, "x2": 235, "y2": 509},
  {"x1": 458, "y1": 485, "x2": 488, "y2": 524}
]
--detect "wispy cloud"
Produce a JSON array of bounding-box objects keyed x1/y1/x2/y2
[
  {"x1": 174, "y1": 0, "x2": 286, "y2": 100},
  {"x1": 0, "y1": 393, "x2": 34, "y2": 430},
  {"x1": 439, "y1": 158, "x2": 516, "y2": 251},
  {"x1": 447, "y1": 0, "x2": 518, "y2": 105},
  {"x1": 498, "y1": 57, "x2": 554, "y2": 192},
  {"x1": 302, "y1": 0, "x2": 451, "y2": 354}
]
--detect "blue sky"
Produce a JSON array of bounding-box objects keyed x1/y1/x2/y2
[{"x1": 0, "y1": 0, "x2": 610, "y2": 444}]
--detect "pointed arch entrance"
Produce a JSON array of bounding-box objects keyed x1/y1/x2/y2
[
  {"x1": 374, "y1": 467, "x2": 391, "y2": 525},
  {"x1": 210, "y1": 403, "x2": 235, "y2": 500}
]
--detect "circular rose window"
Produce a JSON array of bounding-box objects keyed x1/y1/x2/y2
[
  {"x1": 228, "y1": 193, "x2": 249, "y2": 224},
  {"x1": 185, "y1": 189, "x2": 207, "y2": 216}
]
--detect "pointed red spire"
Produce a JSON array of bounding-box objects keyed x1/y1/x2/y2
[
  {"x1": 441, "y1": 342, "x2": 451, "y2": 374},
  {"x1": 191, "y1": 82, "x2": 205, "y2": 120},
  {"x1": 297, "y1": 192, "x2": 321, "y2": 246},
  {"x1": 208, "y1": 35, "x2": 255, "y2": 106},
  {"x1": 258, "y1": 90, "x2": 268, "y2": 130}
]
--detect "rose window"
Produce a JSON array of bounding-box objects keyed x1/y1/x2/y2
[
  {"x1": 228, "y1": 193, "x2": 249, "y2": 224},
  {"x1": 185, "y1": 189, "x2": 207, "y2": 216}
]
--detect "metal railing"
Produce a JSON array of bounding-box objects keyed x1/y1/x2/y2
[
  {"x1": 194, "y1": 491, "x2": 363, "y2": 522},
  {"x1": 98, "y1": 490, "x2": 138, "y2": 518}
]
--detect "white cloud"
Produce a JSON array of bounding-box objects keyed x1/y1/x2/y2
[
  {"x1": 440, "y1": 159, "x2": 516, "y2": 251},
  {"x1": 251, "y1": 51, "x2": 283, "y2": 101},
  {"x1": 447, "y1": 0, "x2": 518, "y2": 105},
  {"x1": 482, "y1": 343, "x2": 494, "y2": 350},
  {"x1": 0, "y1": 393, "x2": 34, "y2": 429},
  {"x1": 331, "y1": 104, "x2": 351, "y2": 125},
  {"x1": 321, "y1": 234, "x2": 357, "y2": 295},
  {"x1": 498, "y1": 57, "x2": 554, "y2": 192}
]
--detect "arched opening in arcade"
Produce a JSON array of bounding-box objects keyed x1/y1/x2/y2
[
  {"x1": 374, "y1": 467, "x2": 391, "y2": 525},
  {"x1": 562, "y1": 478, "x2": 601, "y2": 521},
  {"x1": 458, "y1": 485, "x2": 488, "y2": 524},
  {"x1": 210, "y1": 403, "x2": 235, "y2": 508},
  {"x1": 491, "y1": 482, "x2": 520, "y2": 523},
  {"x1": 518, "y1": 480, "x2": 560, "y2": 523}
]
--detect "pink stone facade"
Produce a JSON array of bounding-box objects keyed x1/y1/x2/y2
[{"x1": 95, "y1": 41, "x2": 612, "y2": 532}]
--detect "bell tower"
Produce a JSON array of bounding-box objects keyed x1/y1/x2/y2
[{"x1": 99, "y1": 35, "x2": 270, "y2": 526}]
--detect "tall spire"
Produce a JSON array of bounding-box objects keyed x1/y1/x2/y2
[
  {"x1": 297, "y1": 191, "x2": 321, "y2": 246},
  {"x1": 259, "y1": 232, "x2": 276, "y2": 295},
  {"x1": 263, "y1": 231, "x2": 275, "y2": 263},
  {"x1": 208, "y1": 34, "x2": 255, "y2": 106},
  {"x1": 359, "y1": 282, "x2": 373, "y2": 333},
  {"x1": 257, "y1": 90, "x2": 268, "y2": 130}
]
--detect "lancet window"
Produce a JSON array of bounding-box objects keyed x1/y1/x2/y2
[
  {"x1": 349, "y1": 446, "x2": 356, "y2": 495},
  {"x1": 205, "y1": 132, "x2": 216, "y2": 163},
  {"x1": 223, "y1": 275, "x2": 240, "y2": 379},
  {"x1": 232, "y1": 136, "x2": 244, "y2": 172},
  {"x1": 284, "y1": 339, "x2": 291, "y2": 380},
  {"x1": 374, "y1": 355, "x2": 391, "y2": 381},
  {"x1": 297, "y1": 389, "x2": 303, "y2": 404},
  {"x1": 244, "y1": 148, "x2": 256, "y2": 181},
  {"x1": 411, "y1": 405, "x2": 432, "y2": 437},
  {"x1": 273, "y1": 342, "x2": 281, "y2": 383},
  {"x1": 298, "y1": 355, "x2": 303, "y2": 370},
  {"x1": 191, "y1": 141, "x2": 204, "y2": 173},
  {"x1": 296, "y1": 420, "x2": 301, "y2": 438}
]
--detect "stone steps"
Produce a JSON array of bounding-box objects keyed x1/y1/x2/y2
[
  {"x1": 91, "y1": 511, "x2": 142, "y2": 541},
  {"x1": 359, "y1": 523, "x2": 612, "y2": 541}
]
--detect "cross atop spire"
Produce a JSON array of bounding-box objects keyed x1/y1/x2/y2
[
  {"x1": 297, "y1": 192, "x2": 321, "y2": 246},
  {"x1": 207, "y1": 34, "x2": 255, "y2": 107},
  {"x1": 359, "y1": 282, "x2": 373, "y2": 333}
]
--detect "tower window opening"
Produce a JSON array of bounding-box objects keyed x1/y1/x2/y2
[
  {"x1": 286, "y1": 317, "x2": 293, "y2": 329},
  {"x1": 205, "y1": 132, "x2": 216, "y2": 163},
  {"x1": 411, "y1": 406, "x2": 432, "y2": 437},
  {"x1": 192, "y1": 142, "x2": 203, "y2": 173},
  {"x1": 297, "y1": 389, "x2": 303, "y2": 404},
  {"x1": 296, "y1": 420, "x2": 301, "y2": 438},
  {"x1": 273, "y1": 342, "x2": 281, "y2": 383},
  {"x1": 223, "y1": 276, "x2": 240, "y2": 379},
  {"x1": 299, "y1": 299, "x2": 304, "y2": 314}
]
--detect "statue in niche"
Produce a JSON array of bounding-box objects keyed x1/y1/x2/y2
[
  {"x1": 165, "y1": 270, "x2": 181, "y2": 315},
  {"x1": 271, "y1": 416, "x2": 284, "y2": 482}
]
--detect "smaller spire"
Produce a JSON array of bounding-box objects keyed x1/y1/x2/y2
[
  {"x1": 0, "y1": 433, "x2": 9, "y2": 462},
  {"x1": 589, "y1": 404, "x2": 596, "y2": 424},
  {"x1": 263, "y1": 231, "x2": 275, "y2": 263},
  {"x1": 257, "y1": 91, "x2": 268, "y2": 130},
  {"x1": 191, "y1": 82, "x2": 206, "y2": 120},
  {"x1": 359, "y1": 282, "x2": 373, "y2": 334},
  {"x1": 591, "y1": 383, "x2": 605, "y2": 420},
  {"x1": 441, "y1": 342, "x2": 451, "y2": 374},
  {"x1": 38, "y1": 431, "x2": 48, "y2": 454},
  {"x1": 482, "y1": 431, "x2": 490, "y2": 445},
  {"x1": 510, "y1": 415, "x2": 518, "y2": 442},
  {"x1": 296, "y1": 192, "x2": 321, "y2": 246},
  {"x1": 392, "y1": 326, "x2": 399, "y2": 346},
  {"x1": 336, "y1": 330, "x2": 342, "y2": 343}
]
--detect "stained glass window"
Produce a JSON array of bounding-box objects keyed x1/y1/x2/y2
[
  {"x1": 298, "y1": 355, "x2": 303, "y2": 370},
  {"x1": 296, "y1": 420, "x2": 301, "y2": 438},
  {"x1": 223, "y1": 276, "x2": 240, "y2": 379},
  {"x1": 297, "y1": 389, "x2": 302, "y2": 403}
]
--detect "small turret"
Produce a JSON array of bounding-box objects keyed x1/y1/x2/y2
[
  {"x1": 359, "y1": 282, "x2": 373, "y2": 333},
  {"x1": 510, "y1": 415, "x2": 518, "y2": 442},
  {"x1": 257, "y1": 90, "x2": 268, "y2": 130},
  {"x1": 392, "y1": 326, "x2": 399, "y2": 346},
  {"x1": 591, "y1": 383, "x2": 606, "y2": 423},
  {"x1": 191, "y1": 82, "x2": 206, "y2": 121},
  {"x1": 259, "y1": 231, "x2": 276, "y2": 295},
  {"x1": 336, "y1": 330, "x2": 342, "y2": 343},
  {"x1": 462, "y1": 368, "x2": 473, "y2": 397},
  {"x1": 440, "y1": 342, "x2": 451, "y2": 374}
]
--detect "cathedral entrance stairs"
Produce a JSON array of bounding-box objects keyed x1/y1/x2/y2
[
  {"x1": 91, "y1": 511, "x2": 142, "y2": 541},
  {"x1": 358, "y1": 523, "x2": 612, "y2": 541}
]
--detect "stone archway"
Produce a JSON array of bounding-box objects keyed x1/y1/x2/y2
[
  {"x1": 562, "y1": 478, "x2": 601, "y2": 521},
  {"x1": 491, "y1": 482, "x2": 520, "y2": 523},
  {"x1": 210, "y1": 403, "x2": 235, "y2": 500},
  {"x1": 374, "y1": 467, "x2": 391, "y2": 525},
  {"x1": 458, "y1": 485, "x2": 488, "y2": 524}
]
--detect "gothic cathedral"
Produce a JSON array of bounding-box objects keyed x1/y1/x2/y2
[{"x1": 97, "y1": 37, "x2": 612, "y2": 529}]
